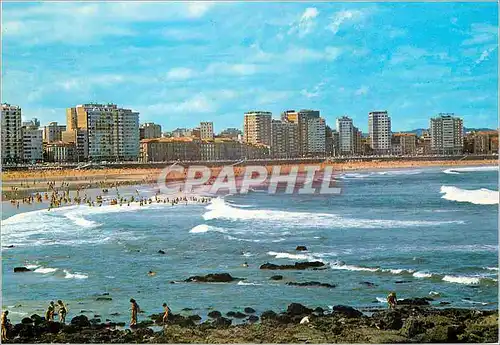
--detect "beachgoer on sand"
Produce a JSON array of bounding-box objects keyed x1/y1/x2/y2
[
  {"x1": 130, "y1": 299, "x2": 140, "y2": 326},
  {"x1": 57, "y1": 300, "x2": 68, "y2": 324},
  {"x1": 387, "y1": 292, "x2": 397, "y2": 309},
  {"x1": 45, "y1": 301, "x2": 55, "y2": 322},
  {"x1": 1, "y1": 310, "x2": 9, "y2": 341}
]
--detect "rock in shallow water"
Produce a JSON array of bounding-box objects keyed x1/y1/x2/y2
[
  {"x1": 287, "y1": 281, "x2": 336, "y2": 288},
  {"x1": 184, "y1": 273, "x2": 242, "y2": 283},
  {"x1": 296, "y1": 246, "x2": 308, "y2": 251},
  {"x1": 14, "y1": 266, "x2": 31, "y2": 273},
  {"x1": 260, "y1": 261, "x2": 325, "y2": 270}
]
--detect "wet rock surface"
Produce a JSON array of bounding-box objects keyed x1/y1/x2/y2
[
  {"x1": 260, "y1": 261, "x2": 325, "y2": 270},
  {"x1": 287, "y1": 281, "x2": 336, "y2": 288},
  {"x1": 184, "y1": 273, "x2": 242, "y2": 283},
  {"x1": 3, "y1": 303, "x2": 497, "y2": 343}
]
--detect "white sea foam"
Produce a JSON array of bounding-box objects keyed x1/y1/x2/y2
[
  {"x1": 34, "y1": 267, "x2": 58, "y2": 274},
  {"x1": 268, "y1": 251, "x2": 313, "y2": 261},
  {"x1": 204, "y1": 198, "x2": 462, "y2": 228},
  {"x1": 413, "y1": 271, "x2": 433, "y2": 278},
  {"x1": 376, "y1": 297, "x2": 387, "y2": 303},
  {"x1": 64, "y1": 212, "x2": 100, "y2": 228},
  {"x1": 461, "y1": 299, "x2": 488, "y2": 306},
  {"x1": 242, "y1": 252, "x2": 254, "y2": 257},
  {"x1": 237, "y1": 281, "x2": 262, "y2": 286},
  {"x1": 442, "y1": 275, "x2": 480, "y2": 285},
  {"x1": 225, "y1": 235, "x2": 261, "y2": 243},
  {"x1": 440, "y1": 185, "x2": 499, "y2": 205},
  {"x1": 63, "y1": 269, "x2": 88, "y2": 279},
  {"x1": 443, "y1": 166, "x2": 498, "y2": 174},
  {"x1": 485, "y1": 266, "x2": 499, "y2": 271},
  {"x1": 25, "y1": 264, "x2": 40, "y2": 270},
  {"x1": 190, "y1": 224, "x2": 226, "y2": 234}
]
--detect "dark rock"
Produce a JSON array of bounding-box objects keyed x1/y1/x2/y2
[
  {"x1": 102, "y1": 293, "x2": 109, "y2": 296},
  {"x1": 261, "y1": 310, "x2": 278, "y2": 320},
  {"x1": 212, "y1": 316, "x2": 231, "y2": 327},
  {"x1": 110, "y1": 312, "x2": 120, "y2": 316},
  {"x1": 208, "y1": 310, "x2": 222, "y2": 318},
  {"x1": 188, "y1": 315, "x2": 202, "y2": 321},
  {"x1": 398, "y1": 297, "x2": 431, "y2": 306},
  {"x1": 185, "y1": 273, "x2": 241, "y2": 283},
  {"x1": 158, "y1": 250, "x2": 166, "y2": 254},
  {"x1": 96, "y1": 297, "x2": 112, "y2": 301},
  {"x1": 70, "y1": 315, "x2": 90, "y2": 328},
  {"x1": 331, "y1": 305, "x2": 363, "y2": 318},
  {"x1": 260, "y1": 261, "x2": 325, "y2": 270},
  {"x1": 287, "y1": 281, "x2": 336, "y2": 288},
  {"x1": 296, "y1": 246, "x2": 308, "y2": 251},
  {"x1": 94, "y1": 314, "x2": 101, "y2": 318},
  {"x1": 14, "y1": 266, "x2": 32, "y2": 273},
  {"x1": 30, "y1": 314, "x2": 43, "y2": 326},
  {"x1": 360, "y1": 281, "x2": 377, "y2": 287},
  {"x1": 182, "y1": 308, "x2": 193, "y2": 311},
  {"x1": 226, "y1": 311, "x2": 236, "y2": 317},
  {"x1": 47, "y1": 322, "x2": 62, "y2": 334},
  {"x1": 270, "y1": 275, "x2": 283, "y2": 280},
  {"x1": 21, "y1": 317, "x2": 33, "y2": 324},
  {"x1": 314, "y1": 307, "x2": 325, "y2": 315},
  {"x1": 422, "y1": 325, "x2": 459, "y2": 342},
  {"x1": 401, "y1": 316, "x2": 427, "y2": 338},
  {"x1": 244, "y1": 307, "x2": 256, "y2": 314},
  {"x1": 373, "y1": 310, "x2": 403, "y2": 330},
  {"x1": 395, "y1": 280, "x2": 412, "y2": 284},
  {"x1": 286, "y1": 303, "x2": 313, "y2": 316},
  {"x1": 116, "y1": 322, "x2": 126, "y2": 327},
  {"x1": 4, "y1": 245, "x2": 14, "y2": 248},
  {"x1": 439, "y1": 301, "x2": 451, "y2": 305},
  {"x1": 233, "y1": 312, "x2": 247, "y2": 319},
  {"x1": 248, "y1": 315, "x2": 259, "y2": 323}
]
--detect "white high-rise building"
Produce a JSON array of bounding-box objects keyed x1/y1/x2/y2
[
  {"x1": 1, "y1": 103, "x2": 23, "y2": 163},
  {"x1": 336, "y1": 116, "x2": 354, "y2": 155},
  {"x1": 64, "y1": 103, "x2": 140, "y2": 161},
  {"x1": 21, "y1": 127, "x2": 43, "y2": 162},
  {"x1": 368, "y1": 111, "x2": 391, "y2": 154},
  {"x1": 306, "y1": 117, "x2": 326, "y2": 155},
  {"x1": 430, "y1": 113, "x2": 463, "y2": 155},
  {"x1": 200, "y1": 121, "x2": 214, "y2": 140}
]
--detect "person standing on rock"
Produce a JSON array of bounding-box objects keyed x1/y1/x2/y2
[
  {"x1": 387, "y1": 292, "x2": 397, "y2": 309},
  {"x1": 46, "y1": 301, "x2": 55, "y2": 322},
  {"x1": 1, "y1": 310, "x2": 9, "y2": 341},
  {"x1": 162, "y1": 303, "x2": 170, "y2": 327},
  {"x1": 130, "y1": 298, "x2": 140, "y2": 327},
  {"x1": 57, "y1": 300, "x2": 68, "y2": 324}
]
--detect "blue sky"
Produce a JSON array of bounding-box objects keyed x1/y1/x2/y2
[{"x1": 2, "y1": 1, "x2": 498, "y2": 132}]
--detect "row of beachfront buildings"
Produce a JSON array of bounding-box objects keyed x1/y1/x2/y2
[{"x1": 1, "y1": 103, "x2": 497, "y2": 164}]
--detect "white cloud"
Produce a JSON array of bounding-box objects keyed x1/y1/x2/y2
[
  {"x1": 166, "y1": 68, "x2": 196, "y2": 81},
  {"x1": 288, "y1": 7, "x2": 319, "y2": 38},
  {"x1": 390, "y1": 46, "x2": 452, "y2": 64},
  {"x1": 475, "y1": 45, "x2": 498, "y2": 65},
  {"x1": 2, "y1": 2, "x2": 215, "y2": 45},
  {"x1": 256, "y1": 91, "x2": 291, "y2": 105},
  {"x1": 354, "y1": 86, "x2": 369, "y2": 96},
  {"x1": 462, "y1": 23, "x2": 498, "y2": 46},
  {"x1": 285, "y1": 46, "x2": 342, "y2": 63},
  {"x1": 327, "y1": 9, "x2": 365, "y2": 35},
  {"x1": 206, "y1": 63, "x2": 258, "y2": 76},
  {"x1": 301, "y1": 80, "x2": 327, "y2": 99},
  {"x1": 147, "y1": 94, "x2": 217, "y2": 115}
]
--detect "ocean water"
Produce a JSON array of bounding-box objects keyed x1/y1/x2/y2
[{"x1": 1, "y1": 166, "x2": 498, "y2": 324}]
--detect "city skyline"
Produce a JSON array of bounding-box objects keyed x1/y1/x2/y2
[{"x1": 2, "y1": 2, "x2": 498, "y2": 132}]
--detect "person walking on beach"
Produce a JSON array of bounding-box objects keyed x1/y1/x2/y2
[
  {"x1": 130, "y1": 298, "x2": 140, "y2": 327},
  {"x1": 57, "y1": 300, "x2": 68, "y2": 324},
  {"x1": 45, "y1": 301, "x2": 55, "y2": 322},
  {"x1": 1, "y1": 310, "x2": 9, "y2": 341},
  {"x1": 162, "y1": 303, "x2": 170, "y2": 327},
  {"x1": 387, "y1": 292, "x2": 397, "y2": 309}
]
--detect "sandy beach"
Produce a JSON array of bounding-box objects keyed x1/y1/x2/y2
[{"x1": 2, "y1": 159, "x2": 497, "y2": 200}]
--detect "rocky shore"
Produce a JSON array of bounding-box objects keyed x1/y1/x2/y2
[{"x1": 4, "y1": 302, "x2": 497, "y2": 343}]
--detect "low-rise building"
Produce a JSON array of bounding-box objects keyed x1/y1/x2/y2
[
  {"x1": 392, "y1": 133, "x2": 417, "y2": 155},
  {"x1": 464, "y1": 130, "x2": 499, "y2": 154},
  {"x1": 140, "y1": 137, "x2": 201, "y2": 162},
  {"x1": 45, "y1": 142, "x2": 76, "y2": 162},
  {"x1": 43, "y1": 122, "x2": 66, "y2": 143},
  {"x1": 140, "y1": 123, "x2": 162, "y2": 140}
]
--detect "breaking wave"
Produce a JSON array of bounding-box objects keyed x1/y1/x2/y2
[
  {"x1": 440, "y1": 186, "x2": 498, "y2": 205},
  {"x1": 442, "y1": 275, "x2": 480, "y2": 285},
  {"x1": 190, "y1": 224, "x2": 226, "y2": 234},
  {"x1": 443, "y1": 166, "x2": 498, "y2": 175},
  {"x1": 63, "y1": 270, "x2": 88, "y2": 279},
  {"x1": 203, "y1": 198, "x2": 463, "y2": 228},
  {"x1": 34, "y1": 267, "x2": 58, "y2": 274}
]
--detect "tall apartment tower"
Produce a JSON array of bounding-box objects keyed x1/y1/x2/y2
[
  {"x1": 1, "y1": 103, "x2": 23, "y2": 163},
  {"x1": 430, "y1": 113, "x2": 463, "y2": 155},
  {"x1": 336, "y1": 116, "x2": 354, "y2": 155},
  {"x1": 306, "y1": 117, "x2": 326, "y2": 155},
  {"x1": 271, "y1": 120, "x2": 299, "y2": 158},
  {"x1": 21, "y1": 126, "x2": 43, "y2": 162},
  {"x1": 140, "y1": 123, "x2": 162, "y2": 140},
  {"x1": 281, "y1": 109, "x2": 321, "y2": 156},
  {"x1": 243, "y1": 111, "x2": 272, "y2": 146},
  {"x1": 63, "y1": 103, "x2": 139, "y2": 161},
  {"x1": 200, "y1": 122, "x2": 214, "y2": 140},
  {"x1": 43, "y1": 122, "x2": 66, "y2": 143},
  {"x1": 368, "y1": 111, "x2": 391, "y2": 154}
]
